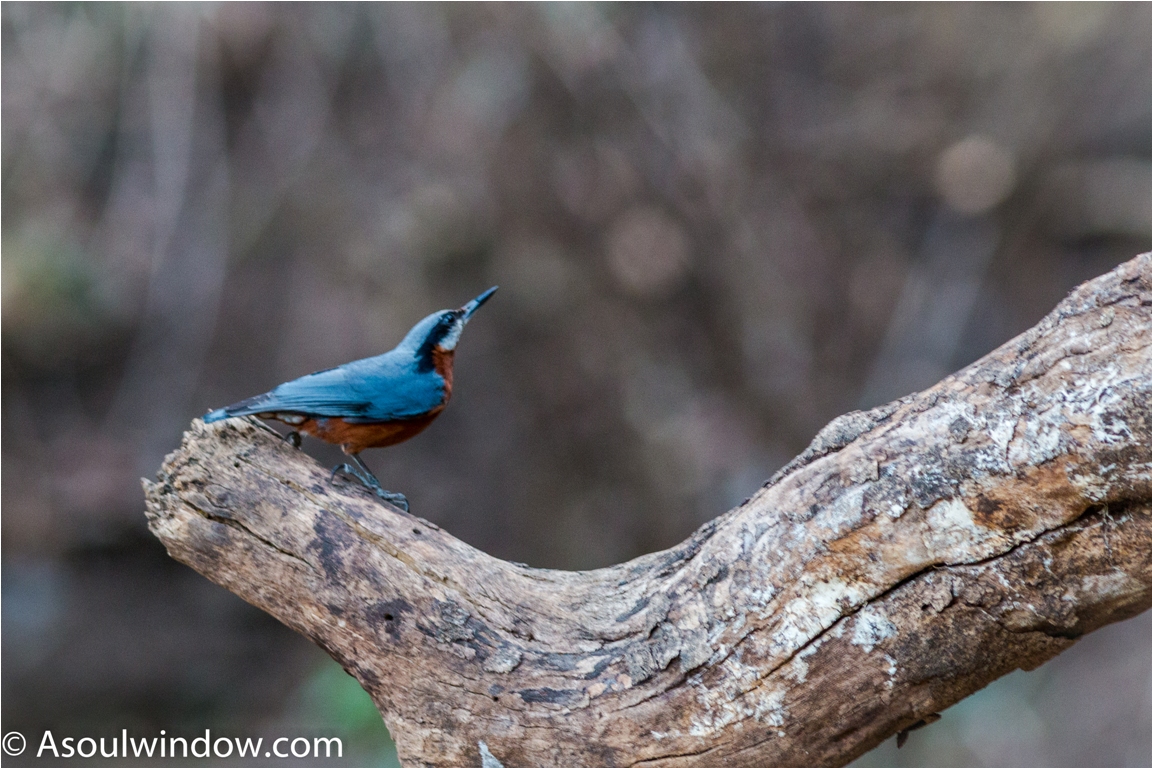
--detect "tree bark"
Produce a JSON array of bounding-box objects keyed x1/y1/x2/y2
[{"x1": 145, "y1": 253, "x2": 1152, "y2": 768}]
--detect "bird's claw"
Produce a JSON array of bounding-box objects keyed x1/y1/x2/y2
[
  {"x1": 375, "y1": 489, "x2": 410, "y2": 512},
  {"x1": 330, "y1": 463, "x2": 357, "y2": 483},
  {"x1": 329, "y1": 463, "x2": 410, "y2": 512}
]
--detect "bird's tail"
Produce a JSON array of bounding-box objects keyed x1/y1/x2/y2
[
  {"x1": 203, "y1": 407, "x2": 231, "y2": 423},
  {"x1": 204, "y1": 393, "x2": 275, "y2": 423}
]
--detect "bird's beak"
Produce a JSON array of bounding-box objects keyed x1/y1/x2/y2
[{"x1": 460, "y1": 286, "x2": 498, "y2": 322}]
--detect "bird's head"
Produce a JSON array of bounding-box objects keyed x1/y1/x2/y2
[{"x1": 400, "y1": 287, "x2": 498, "y2": 366}]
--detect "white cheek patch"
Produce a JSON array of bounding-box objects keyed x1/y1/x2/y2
[{"x1": 440, "y1": 322, "x2": 464, "y2": 350}]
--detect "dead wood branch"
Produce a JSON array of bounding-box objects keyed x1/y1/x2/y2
[{"x1": 145, "y1": 253, "x2": 1152, "y2": 768}]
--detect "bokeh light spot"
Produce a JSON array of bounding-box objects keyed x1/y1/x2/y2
[{"x1": 935, "y1": 136, "x2": 1017, "y2": 215}]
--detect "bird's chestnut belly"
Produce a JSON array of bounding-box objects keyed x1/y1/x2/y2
[{"x1": 287, "y1": 409, "x2": 444, "y2": 454}]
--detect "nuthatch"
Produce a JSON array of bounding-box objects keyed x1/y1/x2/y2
[{"x1": 205, "y1": 287, "x2": 497, "y2": 511}]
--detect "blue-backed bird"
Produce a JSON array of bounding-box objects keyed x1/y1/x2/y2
[{"x1": 204, "y1": 287, "x2": 497, "y2": 511}]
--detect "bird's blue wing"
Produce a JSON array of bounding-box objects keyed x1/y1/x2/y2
[{"x1": 205, "y1": 353, "x2": 445, "y2": 423}]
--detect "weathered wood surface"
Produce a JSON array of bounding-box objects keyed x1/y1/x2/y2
[{"x1": 145, "y1": 253, "x2": 1152, "y2": 768}]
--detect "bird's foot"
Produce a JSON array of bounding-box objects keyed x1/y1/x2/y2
[
  {"x1": 375, "y1": 489, "x2": 410, "y2": 512},
  {"x1": 284, "y1": 430, "x2": 302, "y2": 449},
  {"x1": 329, "y1": 464, "x2": 409, "y2": 512}
]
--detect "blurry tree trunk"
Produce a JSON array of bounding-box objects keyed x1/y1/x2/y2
[{"x1": 145, "y1": 254, "x2": 1152, "y2": 768}]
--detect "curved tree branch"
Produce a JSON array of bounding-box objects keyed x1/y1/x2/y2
[{"x1": 145, "y1": 253, "x2": 1152, "y2": 768}]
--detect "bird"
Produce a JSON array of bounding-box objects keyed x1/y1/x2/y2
[{"x1": 204, "y1": 287, "x2": 497, "y2": 511}]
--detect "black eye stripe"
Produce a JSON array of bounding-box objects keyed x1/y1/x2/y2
[{"x1": 414, "y1": 313, "x2": 458, "y2": 371}]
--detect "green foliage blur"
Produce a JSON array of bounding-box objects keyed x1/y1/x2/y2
[{"x1": 295, "y1": 660, "x2": 402, "y2": 768}]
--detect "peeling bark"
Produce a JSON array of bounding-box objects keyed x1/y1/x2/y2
[{"x1": 145, "y1": 253, "x2": 1152, "y2": 768}]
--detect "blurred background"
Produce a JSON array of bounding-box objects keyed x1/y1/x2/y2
[{"x1": 3, "y1": 3, "x2": 1151, "y2": 767}]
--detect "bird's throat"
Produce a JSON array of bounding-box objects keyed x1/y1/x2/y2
[{"x1": 432, "y1": 347, "x2": 454, "y2": 398}]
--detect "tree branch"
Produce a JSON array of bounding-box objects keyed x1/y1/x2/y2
[{"x1": 145, "y1": 253, "x2": 1152, "y2": 768}]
